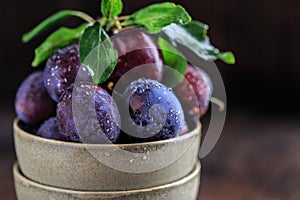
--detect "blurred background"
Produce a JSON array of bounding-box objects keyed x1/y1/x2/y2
[{"x1": 1, "y1": 0, "x2": 299, "y2": 199}]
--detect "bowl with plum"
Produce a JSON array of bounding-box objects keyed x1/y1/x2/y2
[
  {"x1": 14, "y1": 35, "x2": 202, "y2": 192},
  {"x1": 13, "y1": 1, "x2": 234, "y2": 199}
]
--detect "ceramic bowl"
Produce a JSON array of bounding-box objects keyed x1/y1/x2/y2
[
  {"x1": 14, "y1": 161, "x2": 200, "y2": 200},
  {"x1": 14, "y1": 118, "x2": 201, "y2": 191}
]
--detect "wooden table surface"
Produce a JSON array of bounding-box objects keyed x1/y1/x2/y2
[{"x1": 1, "y1": 110, "x2": 300, "y2": 200}]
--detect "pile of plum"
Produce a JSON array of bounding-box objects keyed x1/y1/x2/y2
[{"x1": 15, "y1": 30, "x2": 212, "y2": 144}]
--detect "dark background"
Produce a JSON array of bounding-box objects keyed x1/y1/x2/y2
[
  {"x1": 1, "y1": 0, "x2": 300, "y2": 199},
  {"x1": 1, "y1": 0, "x2": 300, "y2": 113}
]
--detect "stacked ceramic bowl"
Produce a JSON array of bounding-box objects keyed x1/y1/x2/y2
[{"x1": 13, "y1": 118, "x2": 201, "y2": 200}]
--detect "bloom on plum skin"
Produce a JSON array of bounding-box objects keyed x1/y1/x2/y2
[
  {"x1": 56, "y1": 82, "x2": 121, "y2": 144},
  {"x1": 44, "y1": 44, "x2": 92, "y2": 102},
  {"x1": 120, "y1": 78, "x2": 184, "y2": 142}
]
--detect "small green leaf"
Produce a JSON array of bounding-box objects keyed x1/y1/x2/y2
[
  {"x1": 22, "y1": 10, "x2": 94, "y2": 43},
  {"x1": 31, "y1": 23, "x2": 88, "y2": 67},
  {"x1": 158, "y1": 37, "x2": 187, "y2": 87},
  {"x1": 101, "y1": 0, "x2": 123, "y2": 19},
  {"x1": 122, "y1": 2, "x2": 191, "y2": 33},
  {"x1": 79, "y1": 22, "x2": 117, "y2": 84},
  {"x1": 162, "y1": 21, "x2": 236, "y2": 64}
]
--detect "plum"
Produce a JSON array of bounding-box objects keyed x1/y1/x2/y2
[
  {"x1": 44, "y1": 44, "x2": 91, "y2": 102},
  {"x1": 56, "y1": 82, "x2": 121, "y2": 143},
  {"x1": 37, "y1": 117, "x2": 68, "y2": 141},
  {"x1": 174, "y1": 65, "x2": 213, "y2": 119},
  {"x1": 106, "y1": 30, "x2": 163, "y2": 91},
  {"x1": 120, "y1": 78, "x2": 184, "y2": 142},
  {"x1": 15, "y1": 71, "x2": 56, "y2": 126}
]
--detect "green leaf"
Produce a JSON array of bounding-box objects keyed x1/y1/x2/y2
[
  {"x1": 162, "y1": 21, "x2": 235, "y2": 64},
  {"x1": 207, "y1": 50, "x2": 236, "y2": 64},
  {"x1": 79, "y1": 23, "x2": 106, "y2": 62},
  {"x1": 182, "y1": 21, "x2": 208, "y2": 41},
  {"x1": 22, "y1": 10, "x2": 94, "y2": 43},
  {"x1": 31, "y1": 23, "x2": 88, "y2": 67},
  {"x1": 79, "y1": 22, "x2": 117, "y2": 84},
  {"x1": 122, "y1": 2, "x2": 191, "y2": 33},
  {"x1": 101, "y1": 0, "x2": 123, "y2": 19},
  {"x1": 157, "y1": 37, "x2": 187, "y2": 87}
]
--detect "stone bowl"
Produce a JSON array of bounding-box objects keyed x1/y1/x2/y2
[
  {"x1": 13, "y1": 161, "x2": 201, "y2": 200},
  {"x1": 14, "y1": 118, "x2": 201, "y2": 191}
]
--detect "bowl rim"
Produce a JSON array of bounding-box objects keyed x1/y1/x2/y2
[
  {"x1": 14, "y1": 118, "x2": 201, "y2": 147},
  {"x1": 13, "y1": 161, "x2": 200, "y2": 194}
]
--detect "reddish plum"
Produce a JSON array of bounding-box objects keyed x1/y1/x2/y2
[
  {"x1": 107, "y1": 30, "x2": 163, "y2": 91},
  {"x1": 174, "y1": 65, "x2": 213, "y2": 119}
]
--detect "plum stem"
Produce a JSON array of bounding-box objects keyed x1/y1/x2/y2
[
  {"x1": 120, "y1": 25, "x2": 136, "y2": 31},
  {"x1": 114, "y1": 15, "x2": 130, "y2": 21},
  {"x1": 114, "y1": 16, "x2": 122, "y2": 30},
  {"x1": 210, "y1": 97, "x2": 225, "y2": 112},
  {"x1": 99, "y1": 15, "x2": 134, "y2": 33}
]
